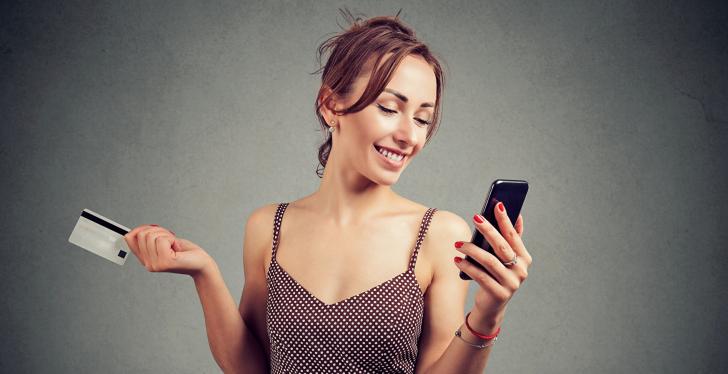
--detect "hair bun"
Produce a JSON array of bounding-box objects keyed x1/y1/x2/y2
[
  {"x1": 361, "y1": 17, "x2": 415, "y2": 37},
  {"x1": 339, "y1": 8, "x2": 415, "y2": 37}
]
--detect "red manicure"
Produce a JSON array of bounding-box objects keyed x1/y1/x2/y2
[
  {"x1": 453, "y1": 256, "x2": 463, "y2": 263},
  {"x1": 454, "y1": 241, "x2": 463, "y2": 248},
  {"x1": 150, "y1": 224, "x2": 159, "y2": 227},
  {"x1": 498, "y1": 202, "x2": 505, "y2": 213},
  {"x1": 473, "y1": 214, "x2": 484, "y2": 223}
]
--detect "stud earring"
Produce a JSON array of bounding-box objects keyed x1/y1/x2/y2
[{"x1": 328, "y1": 120, "x2": 336, "y2": 132}]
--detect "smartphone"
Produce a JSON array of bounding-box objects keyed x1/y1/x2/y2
[{"x1": 460, "y1": 179, "x2": 529, "y2": 280}]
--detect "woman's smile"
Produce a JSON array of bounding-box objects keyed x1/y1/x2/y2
[{"x1": 373, "y1": 144, "x2": 406, "y2": 170}]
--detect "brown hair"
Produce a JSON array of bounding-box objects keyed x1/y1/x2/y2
[{"x1": 312, "y1": 8, "x2": 446, "y2": 178}]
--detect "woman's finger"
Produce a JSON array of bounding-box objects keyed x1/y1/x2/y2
[
  {"x1": 137, "y1": 227, "x2": 151, "y2": 267},
  {"x1": 139, "y1": 226, "x2": 162, "y2": 269},
  {"x1": 472, "y1": 213, "x2": 516, "y2": 265},
  {"x1": 124, "y1": 225, "x2": 176, "y2": 270},
  {"x1": 515, "y1": 214, "x2": 524, "y2": 236},
  {"x1": 124, "y1": 227, "x2": 145, "y2": 266},
  {"x1": 144, "y1": 227, "x2": 172, "y2": 270},
  {"x1": 455, "y1": 242, "x2": 520, "y2": 292},
  {"x1": 155, "y1": 235, "x2": 174, "y2": 265},
  {"x1": 454, "y1": 256, "x2": 512, "y2": 302},
  {"x1": 492, "y1": 202, "x2": 528, "y2": 260}
]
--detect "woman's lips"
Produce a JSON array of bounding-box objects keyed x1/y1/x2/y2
[{"x1": 373, "y1": 144, "x2": 405, "y2": 170}]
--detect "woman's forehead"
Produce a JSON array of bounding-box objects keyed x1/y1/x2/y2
[{"x1": 355, "y1": 54, "x2": 437, "y2": 105}]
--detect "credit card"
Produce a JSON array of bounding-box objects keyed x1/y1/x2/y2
[{"x1": 68, "y1": 209, "x2": 131, "y2": 265}]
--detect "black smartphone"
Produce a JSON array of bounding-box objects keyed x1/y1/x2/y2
[{"x1": 460, "y1": 179, "x2": 529, "y2": 280}]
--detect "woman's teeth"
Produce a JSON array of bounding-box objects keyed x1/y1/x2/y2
[{"x1": 375, "y1": 146, "x2": 404, "y2": 161}]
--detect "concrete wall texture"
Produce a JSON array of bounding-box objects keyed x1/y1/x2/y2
[{"x1": 2, "y1": 0, "x2": 726, "y2": 373}]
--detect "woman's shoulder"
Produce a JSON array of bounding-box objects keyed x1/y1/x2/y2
[
  {"x1": 246, "y1": 202, "x2": 282, "y2": 226},
  {"x1": 399, "y1": 199, "x2": 470, "y2": 253},
  {"x1": 243, "y1": 202, "x2": 284, "y2": 249},
  {"x1": 396, "y1": 197, "x2": 468, "y2": 232}
]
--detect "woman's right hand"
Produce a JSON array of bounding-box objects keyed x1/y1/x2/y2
[{"x1": 124, "y1": 224, "x2": 213, "y2": 278}]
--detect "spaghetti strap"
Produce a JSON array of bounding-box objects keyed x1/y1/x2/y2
[
  {"x1": 408, "y1": 207, "x2": 437, "y2": 272},
  {"x1": 271, "y1": 202, "x2": 289, "y2": 261}
]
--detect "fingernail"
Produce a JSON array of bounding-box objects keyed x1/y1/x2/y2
[
  {"x1": 150, "y1": 224, "x2": 159, "y2": 227},
  {"x1": 473, "y1": 214, "x2": 484, "y2": 223},
  {"x1": 453, "y1": 256, "x2": 463, "y2": 263},
  {"x1": 498, "y1": 202, "x2": 505, "y2": 213},
  {"x1": 454, "y1": 241, "x2": 463, "y2": 248}
]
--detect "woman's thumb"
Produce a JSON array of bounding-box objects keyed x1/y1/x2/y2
[
  {"x1": 172, "y1": 238, "x2": 183, "y2": 252},
  {"x1": 172, "y1": 237, "x2": 195, "y2": 252}
]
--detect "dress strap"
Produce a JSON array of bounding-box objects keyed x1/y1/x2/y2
[
  {"x1": 408, "y1": 207, "x2": 437, "y2": 272},
  {"x1": 271, "y1": 202, "x2": 290, "y2": 260}
]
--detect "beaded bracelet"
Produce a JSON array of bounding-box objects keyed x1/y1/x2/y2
[{"x1": 454, "y1": 328, "x2": 498, "y2": 349}]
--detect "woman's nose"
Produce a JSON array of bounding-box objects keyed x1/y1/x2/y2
[{"x1": 394, "y1": 116, "x2": 418, "y2": 147}]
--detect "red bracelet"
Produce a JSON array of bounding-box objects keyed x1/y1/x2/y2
[{"x1": 465, "y1": 312, "x2": 501, "y2": 340}]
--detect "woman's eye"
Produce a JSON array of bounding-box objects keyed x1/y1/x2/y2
[
  {"x1": 376, "y1": 104, "x2": 397, "y2": 114},
  {"x1": 415, "y1": 118, "x2": 432, "y2": 126},
  {"x1": 377, "y1": 103, "x2": 431, "y2": 126}
]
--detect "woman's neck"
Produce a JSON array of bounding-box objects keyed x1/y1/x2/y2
[{"x1": 308, "y1": 161, "x2": 401, "y2": 227}]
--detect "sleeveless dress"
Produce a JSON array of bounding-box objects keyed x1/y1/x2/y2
[{"x1": 266, "y1": 202, "x2": 438, "y2": 373}]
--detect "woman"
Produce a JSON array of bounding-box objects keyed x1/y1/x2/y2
[{"x1": 124, "y1": 11, "x2": 531, "y2": 374}]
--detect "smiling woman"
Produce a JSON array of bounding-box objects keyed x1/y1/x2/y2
[
  {"x1": 124, "y1": 7, "x2": 530, "y2": 374},
  {"x1": 313, "y1": 9, "x2": 446, "y2": 178}
]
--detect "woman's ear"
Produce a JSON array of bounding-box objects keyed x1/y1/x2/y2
[{"x1": 318, "y1": 86, "x2": 342, "y2": 123}]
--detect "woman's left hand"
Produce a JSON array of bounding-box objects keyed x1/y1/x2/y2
[{"x1": 453, "y1": 201, "x2": 532, "y2": 333}]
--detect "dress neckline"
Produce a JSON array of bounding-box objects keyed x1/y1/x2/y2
[{"x1": 268, "y1": 258, "x2": 423, "y2": 307}]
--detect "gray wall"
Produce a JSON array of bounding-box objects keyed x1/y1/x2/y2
[{"x1": 2, "y1": 1, "x2": 726, "y2": 373}]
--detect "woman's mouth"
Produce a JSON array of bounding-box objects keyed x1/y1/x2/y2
[{"x1": 373, "y1": 144, "x2": 406, "y2": 170}]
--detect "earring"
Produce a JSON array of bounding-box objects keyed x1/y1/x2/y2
[{"x1": 328, "y1": 120, "x2": 336, "y2": 132}]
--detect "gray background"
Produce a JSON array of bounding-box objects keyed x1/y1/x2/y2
[{"x1": 2, "y1": 0, "x2": 726, "y2": 373}]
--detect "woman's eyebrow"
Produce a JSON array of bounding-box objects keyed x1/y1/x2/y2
[{"x1": 383, "y1": 88, "x2": 434, "y2": 108}]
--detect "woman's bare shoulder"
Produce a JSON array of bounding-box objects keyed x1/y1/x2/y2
[
  {"x1": 245, "y1": 202, "x2": 281, "y2": 234},
  {"x1": 420, "y1": 206, "x2": 472, "y2": 257},
  {"x1": 393, "y1": 197, "x2": 470, "y2": 241},
  {"x1": 242, "y1": 203, "x2": 281, "y2": 268},
  {"x1": 427, "y1": 209, "x2": 471, "y2": 239}
]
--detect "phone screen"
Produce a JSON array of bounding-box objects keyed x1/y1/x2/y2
[{"x1": 460, "y1": 179, "x2": 529, "y2": 280}]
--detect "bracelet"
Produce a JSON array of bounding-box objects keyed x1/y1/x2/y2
[
  {"x1": 465, "y1": 312, "x2": 501, "y2": 340},
  {"x1": 455, "y1": 328, "x2": 497, "y2": 349}
]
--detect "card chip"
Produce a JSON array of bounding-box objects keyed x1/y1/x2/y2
[{"x1": 117, "y1": 250, "x2": 127, "y2": 258}]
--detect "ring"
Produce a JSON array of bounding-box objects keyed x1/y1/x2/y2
[{"x1": 501, "y1": 253, "x2": 518, "y2": 266}]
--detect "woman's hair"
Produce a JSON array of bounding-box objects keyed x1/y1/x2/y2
[{"x1": 312, "y1": 8, "x2": 446, "y2": 178}]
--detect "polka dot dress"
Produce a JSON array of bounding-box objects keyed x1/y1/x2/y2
[{"x1": 266, "y1": 203, "x2": 437, "y2": 373}]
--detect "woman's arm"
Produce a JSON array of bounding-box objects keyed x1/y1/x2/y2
[
  {"x1": 193, "y1": 263, "x2": 267, "y2": 373},
  {"x1": 415, "y1": 207, "x2": 529, "y2": 374},
  {"x1": 414, "y1": 210, "x2": 495, "y2": 373},
  {"x1": 192, "y1": 205, "x2": 276, "y2": 373}
]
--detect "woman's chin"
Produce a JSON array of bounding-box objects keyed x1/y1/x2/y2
[{"x1": 371, "y1": 167, "x2": 404, "y2": 186}]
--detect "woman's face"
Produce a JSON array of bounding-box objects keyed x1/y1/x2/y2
[{"x1": 326, "y1": 54, "x2": 437, "y2": 186}]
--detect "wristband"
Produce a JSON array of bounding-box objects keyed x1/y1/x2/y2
[{"x1": 465, "y1": 312, "x2": 501, "y2": 340}]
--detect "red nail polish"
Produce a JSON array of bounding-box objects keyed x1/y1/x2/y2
[
  {"x1": 473, "y1": 214, "x2": 484, "y2": 223},
  {"x1": 498, "y1": 202, "x2": 505, "y2": 213},
  {"x1": 150, "y1": 224, "x2": 159, "y2": 227},
  {"x1": 454, "y1": 241, "x2": 463, "y2": 248},
  {"x1": 453, "y1": 256, "x2": 463, "y2": 263}
]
